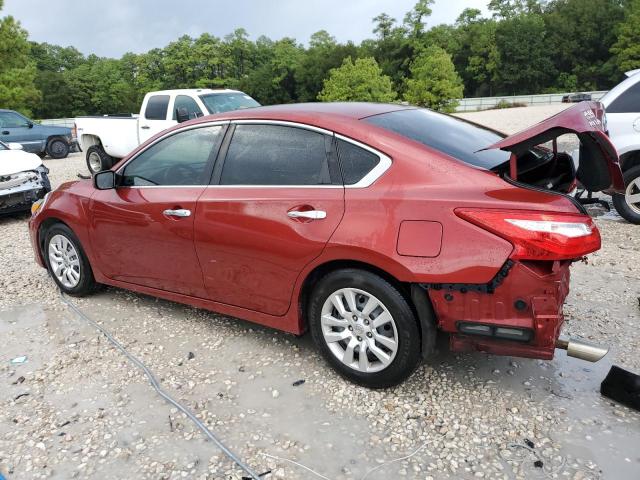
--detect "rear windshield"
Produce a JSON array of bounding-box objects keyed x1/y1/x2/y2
[
  {"x1": 199, "y1": 93, "x2": 260, "y2": 114},
  {"x1": 364, "y1": 108, "x2": 510, "y2": 169}
]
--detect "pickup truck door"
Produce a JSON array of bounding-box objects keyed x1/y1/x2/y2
[{"x1": 138, "y1": 94, "x2": 177, "y2": 143}]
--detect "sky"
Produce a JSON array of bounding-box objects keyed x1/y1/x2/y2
[{"x1": 3, "y1": 0, "x2": 489, "y2": 58}]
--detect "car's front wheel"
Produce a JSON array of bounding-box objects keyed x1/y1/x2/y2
[
  {"x1": 44, "y1": 224, "x2": 97, "y2": 296},
  {"x1": 308, "y1": 269, "x2": 421, "y2": 388},
  {"x1": 612, "y1": 165, "x2": 640, "y2": 224}
]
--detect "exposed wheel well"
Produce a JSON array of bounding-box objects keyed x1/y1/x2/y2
[
  {"x1": 299, "y1": 259, "x2": 437, "y2": 358},
  {"x1": 80, "y1": 134, "x2": 102, "y2": 150},
  {"x1": 46, "y1": 135, "x2": 68, "y2": 146},
  {"x1": 620, "y1": 150, "x2": 640, "y2": 172}
]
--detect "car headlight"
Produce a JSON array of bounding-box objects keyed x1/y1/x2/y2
[{"x1": 31, "y1": 191, "x2": 51, "y2": 216}]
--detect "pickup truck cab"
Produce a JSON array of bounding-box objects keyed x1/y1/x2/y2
[
  {"x1": 0, "y1": 109, "x2": 76, "y2": 159},
  {"x1": 76, "y1": 89, "x2": 260, "y2": 174}
]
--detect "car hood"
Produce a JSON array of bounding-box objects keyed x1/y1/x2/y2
[
  {"x1": 482, "y1": 101, "x2": 625, "y2": 193},
  {"x1": 0, "y1": 150, "x2": 43, "y2": 176}
]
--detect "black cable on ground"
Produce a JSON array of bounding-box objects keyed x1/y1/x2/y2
[{"x1": 59, "y1": 291, "x2": 263, "y2": 480}]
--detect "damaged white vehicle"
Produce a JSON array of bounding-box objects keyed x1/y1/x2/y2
[{"x1": 0, "y1": 141, "x2": 51, "y2": 215}]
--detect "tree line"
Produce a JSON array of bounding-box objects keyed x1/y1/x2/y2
[{"x1": 1, "y1": 0, "x2": 639, "y2": 118}]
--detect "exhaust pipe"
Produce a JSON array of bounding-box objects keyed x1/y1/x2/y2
[{"x1": 556, "y1": 337, "x2": 609, "y2": 362}]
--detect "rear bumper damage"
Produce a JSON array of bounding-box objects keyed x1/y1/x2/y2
[{"x1": 425, "y1": 259, "x2": 607, "y2": 362}]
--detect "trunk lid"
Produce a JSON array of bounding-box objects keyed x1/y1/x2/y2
[{"x1": 483, "y1": 101, "x2": 624, "y2": 193}]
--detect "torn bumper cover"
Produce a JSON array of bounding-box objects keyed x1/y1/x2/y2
[
  {"x1": 0, "y1": 166, "x2": 51, "y2": 215},
  {"x1": 426, "y1": 260, "x2": 572, "y2": 360}
]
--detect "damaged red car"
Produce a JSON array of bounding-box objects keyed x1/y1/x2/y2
[{"x1": 29, "y1": 102, "x2": 624, "y2": 387}]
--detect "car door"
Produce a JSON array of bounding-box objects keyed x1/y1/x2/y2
[
  {"x1": 138, "y1": 94, "x2": 177, "y2": 143},
  {"x1": 0, "y1": 111, "x2": 41, "y2": 152},
  {"x1": 194, "y1": 122, "x2": 345, "y2": 316},
  {"x1": 89, "y1": 124, "x2": 226, "y2": 297}
]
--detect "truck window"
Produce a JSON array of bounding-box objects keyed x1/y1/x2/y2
[
  {"x1": 144, "y1": 95, "x2": 170, "y2": 120},
  {"x1": 172, "y1": 95, "x2": 203, "y2": 120}
]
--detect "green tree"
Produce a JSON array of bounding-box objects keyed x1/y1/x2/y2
[
  {"x1": 403, "y1": 0, "x2": 434, "y2": 39},
  {"x1": 494, "y1": 13, "x2": 555, "y2": 94},
  {"x1": 404, "y1": 46, "x2": 463, "y2": 112},
  {"x1": 318, "y1": 57, "x2": 397, "y2": 102},
  {"x1": 611, "y1": 0, "x2": 640, "y2": 73},
  {"x1": 0, "y1": 8, "x2": 40, "y2": 114}
]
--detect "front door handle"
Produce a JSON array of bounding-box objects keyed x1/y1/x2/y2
[
  {"x1": 287, "y1": 210, "x2": 326, "y2": 220},
  {"x1": 141, "y1": 125, "x2": 150, "y2": 130},
  {"x1": 163, "y1": 208, "x2": 191, "y2": 218},
  {"x1": 1, "y1": 131, "x2": 9, "y2": 135}
]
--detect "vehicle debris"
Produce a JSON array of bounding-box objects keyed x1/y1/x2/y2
[
  {"x1": 601, "y1": 365, "x2": 640, "y2": 412},
  {"x1": 292, "y1": 379, "x2": 305, "y2": 387},
  {"x1": 10, "y1": 356, "x2": 27, "y2": 364}
]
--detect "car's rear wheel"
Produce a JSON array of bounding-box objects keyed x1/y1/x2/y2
[
  {"x1": 47, "y1": 138, "x2": 70, "y2": 159},
  {"x1": 612, "y1": 165, "x2": 640, "y2": 224},
  {"x1": 44, "y1": 224, "x2": 97, "y2": 296},
  {"x1": 86, "y1": 145, "x2": 113, "y2": 175},
  {"x1": 308, "y1": 269, "x2": 421, "y2": 388}
]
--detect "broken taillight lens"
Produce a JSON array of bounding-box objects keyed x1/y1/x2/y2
[{"x1": 455, "y1": 209, "x2": 601, "y2": 260}]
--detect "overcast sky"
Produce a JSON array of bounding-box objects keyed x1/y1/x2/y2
[{"x1": 3, "y1": 0, "x2": 489, "y2": 58}]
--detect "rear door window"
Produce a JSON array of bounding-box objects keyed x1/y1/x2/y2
[
  {"x1": 607, "y1": 82, "x2": 640, "y2": 113},
  {"x1": 144, "y1": 95, "x2": 170, "y2": 120},
  {"x1": 220, "y1": 124, "x2": 331, "y2": 185},
  {"x1": 336, "y1": 139, "x2": 380, "y2": 185}
]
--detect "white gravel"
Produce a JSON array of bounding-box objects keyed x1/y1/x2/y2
[{"x1": 1, "y1": 110, "x2": 639, "y2": 480}]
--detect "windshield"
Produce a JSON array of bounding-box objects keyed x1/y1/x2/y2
[
  {"x1": 364, "y1": 108, "x2": 511, "y2": 169},
  {"x1": 199, "y1": 93, "x2": 260, "y2": 114}
]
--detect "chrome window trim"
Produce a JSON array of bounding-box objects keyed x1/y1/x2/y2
[
  {"x1": 335, "y1": 134, "x2": 392, "y2": 188},
  {"x1": 115, "y1": 119, "x2": 392, "y2": 189},
  {"x1": 115, "y1": 121, "x2": 230, "y2": 176}
]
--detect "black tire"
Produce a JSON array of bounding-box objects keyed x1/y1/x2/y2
[
  {"x1": 86, "y1": 145, "x2": 113, "y2": 175},
  {"x1": 612, "y1": 165, "x2": 640, "y2": 224},
  {"x1": 43, "y1": 223, "x2": 97, "y2": 296},
  {"x1": 308, "y1": 269, "x2": 421, "y2": 388},
  {"x1": 46, "y1": 137, "x2": 70, "y2": 159}
]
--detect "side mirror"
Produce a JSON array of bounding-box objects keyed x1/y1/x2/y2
[
  {"x1": 176, "y1": 107, "x2": 190, "y2": 123},
  {"x1": 27, "y1": 121, "x2": 34, "y2": 129},
  {"x1": 94, "y1": 170, "x2": 116, "y2": 190},
  {"x1": 7, "y1": 142, "x2": 24, "y2": 151}
]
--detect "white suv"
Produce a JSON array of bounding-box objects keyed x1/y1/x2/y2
[{"x1": 600, "y1": 69, "x2": 640, "y2": 223}]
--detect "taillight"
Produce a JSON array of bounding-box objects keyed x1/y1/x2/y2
[
  {"x1": 455, "y1": 209, "x2": 601, "y2": 260},
  {"x1": 72, "y1": 123, "x2": 78, "y2": 139}
]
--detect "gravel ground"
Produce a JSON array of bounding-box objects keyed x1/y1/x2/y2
[{"x1": 1, "y1": 106, "x2": 639, "y2": 480}]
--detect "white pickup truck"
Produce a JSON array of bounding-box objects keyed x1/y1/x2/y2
[{"x1": 76, "y1": 88, "x2": 260, "y2": 174}]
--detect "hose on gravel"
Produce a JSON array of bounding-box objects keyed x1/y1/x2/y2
[{"x1": 59, "y1": 291, "x2": 263, "y2": 480}]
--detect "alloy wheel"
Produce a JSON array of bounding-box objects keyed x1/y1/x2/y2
[
  {"x1": 320, "y1": 287, "x2": 399, "y2": 373},
  {"x1": 48, "y1": 234, "x2": 81, "y2": 288},
  {"x1": 88, "y1": 151, "x2": 102, "y2": 173},
  {"x1": 625, "y1": 177, "x2": 640, "y2": 215}
]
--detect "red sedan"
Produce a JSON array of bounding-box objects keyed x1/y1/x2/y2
[{"x1": 29, "y1": 102, "x2": 623, "y2": 387}]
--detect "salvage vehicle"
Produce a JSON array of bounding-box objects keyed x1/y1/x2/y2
[
  {"x1": 599, "y1": 69, "x2": 640, "y2": 223},
  {"x1": 0, "y1": 109, "x2": 76, "y2": 159},
  {"x1": 30, "y1": 102, "x2": 623, "y2": 388},
  {"x1": 75, "y1": 89, "x2": 260, "y2": 174},
  {"x1": 0, "y1": 140, "x2": 51, "y2": 215}
]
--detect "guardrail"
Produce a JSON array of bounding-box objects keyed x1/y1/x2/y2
[
  {"x1": 36, "y1": 118, "x2": 76, "y2": 128},
  {"x1": 454, "y1": 91, "x2": 608, "y2": 112}
]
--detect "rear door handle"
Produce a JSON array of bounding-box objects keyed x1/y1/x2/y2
[
  {"x1": 287, "y1": 210, "x2": 326, "y2": 220},
  {"x1": 141, "y1": 125, "x2": 150, "y2": 130},
  {"x1": 163, "y1": 208, "x2": 191, "y2": 218},
  {"x1": 1, "y1": 131, "x2": 9, "y2": 135}
]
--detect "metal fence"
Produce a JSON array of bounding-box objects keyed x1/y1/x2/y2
[{"x1": 454, "y1": 91, "x2": 608, "y2": 112}]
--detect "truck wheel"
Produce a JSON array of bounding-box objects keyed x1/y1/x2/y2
[
  {"x1": 86, "y1": 146, "x2": 113, "y2": 175},
  {"x1": 47, "y1": 137, "x2": 70, "y2": 159},
  {"x1": 612, "y1": 165, "x2": 640, "y2": 224}
]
